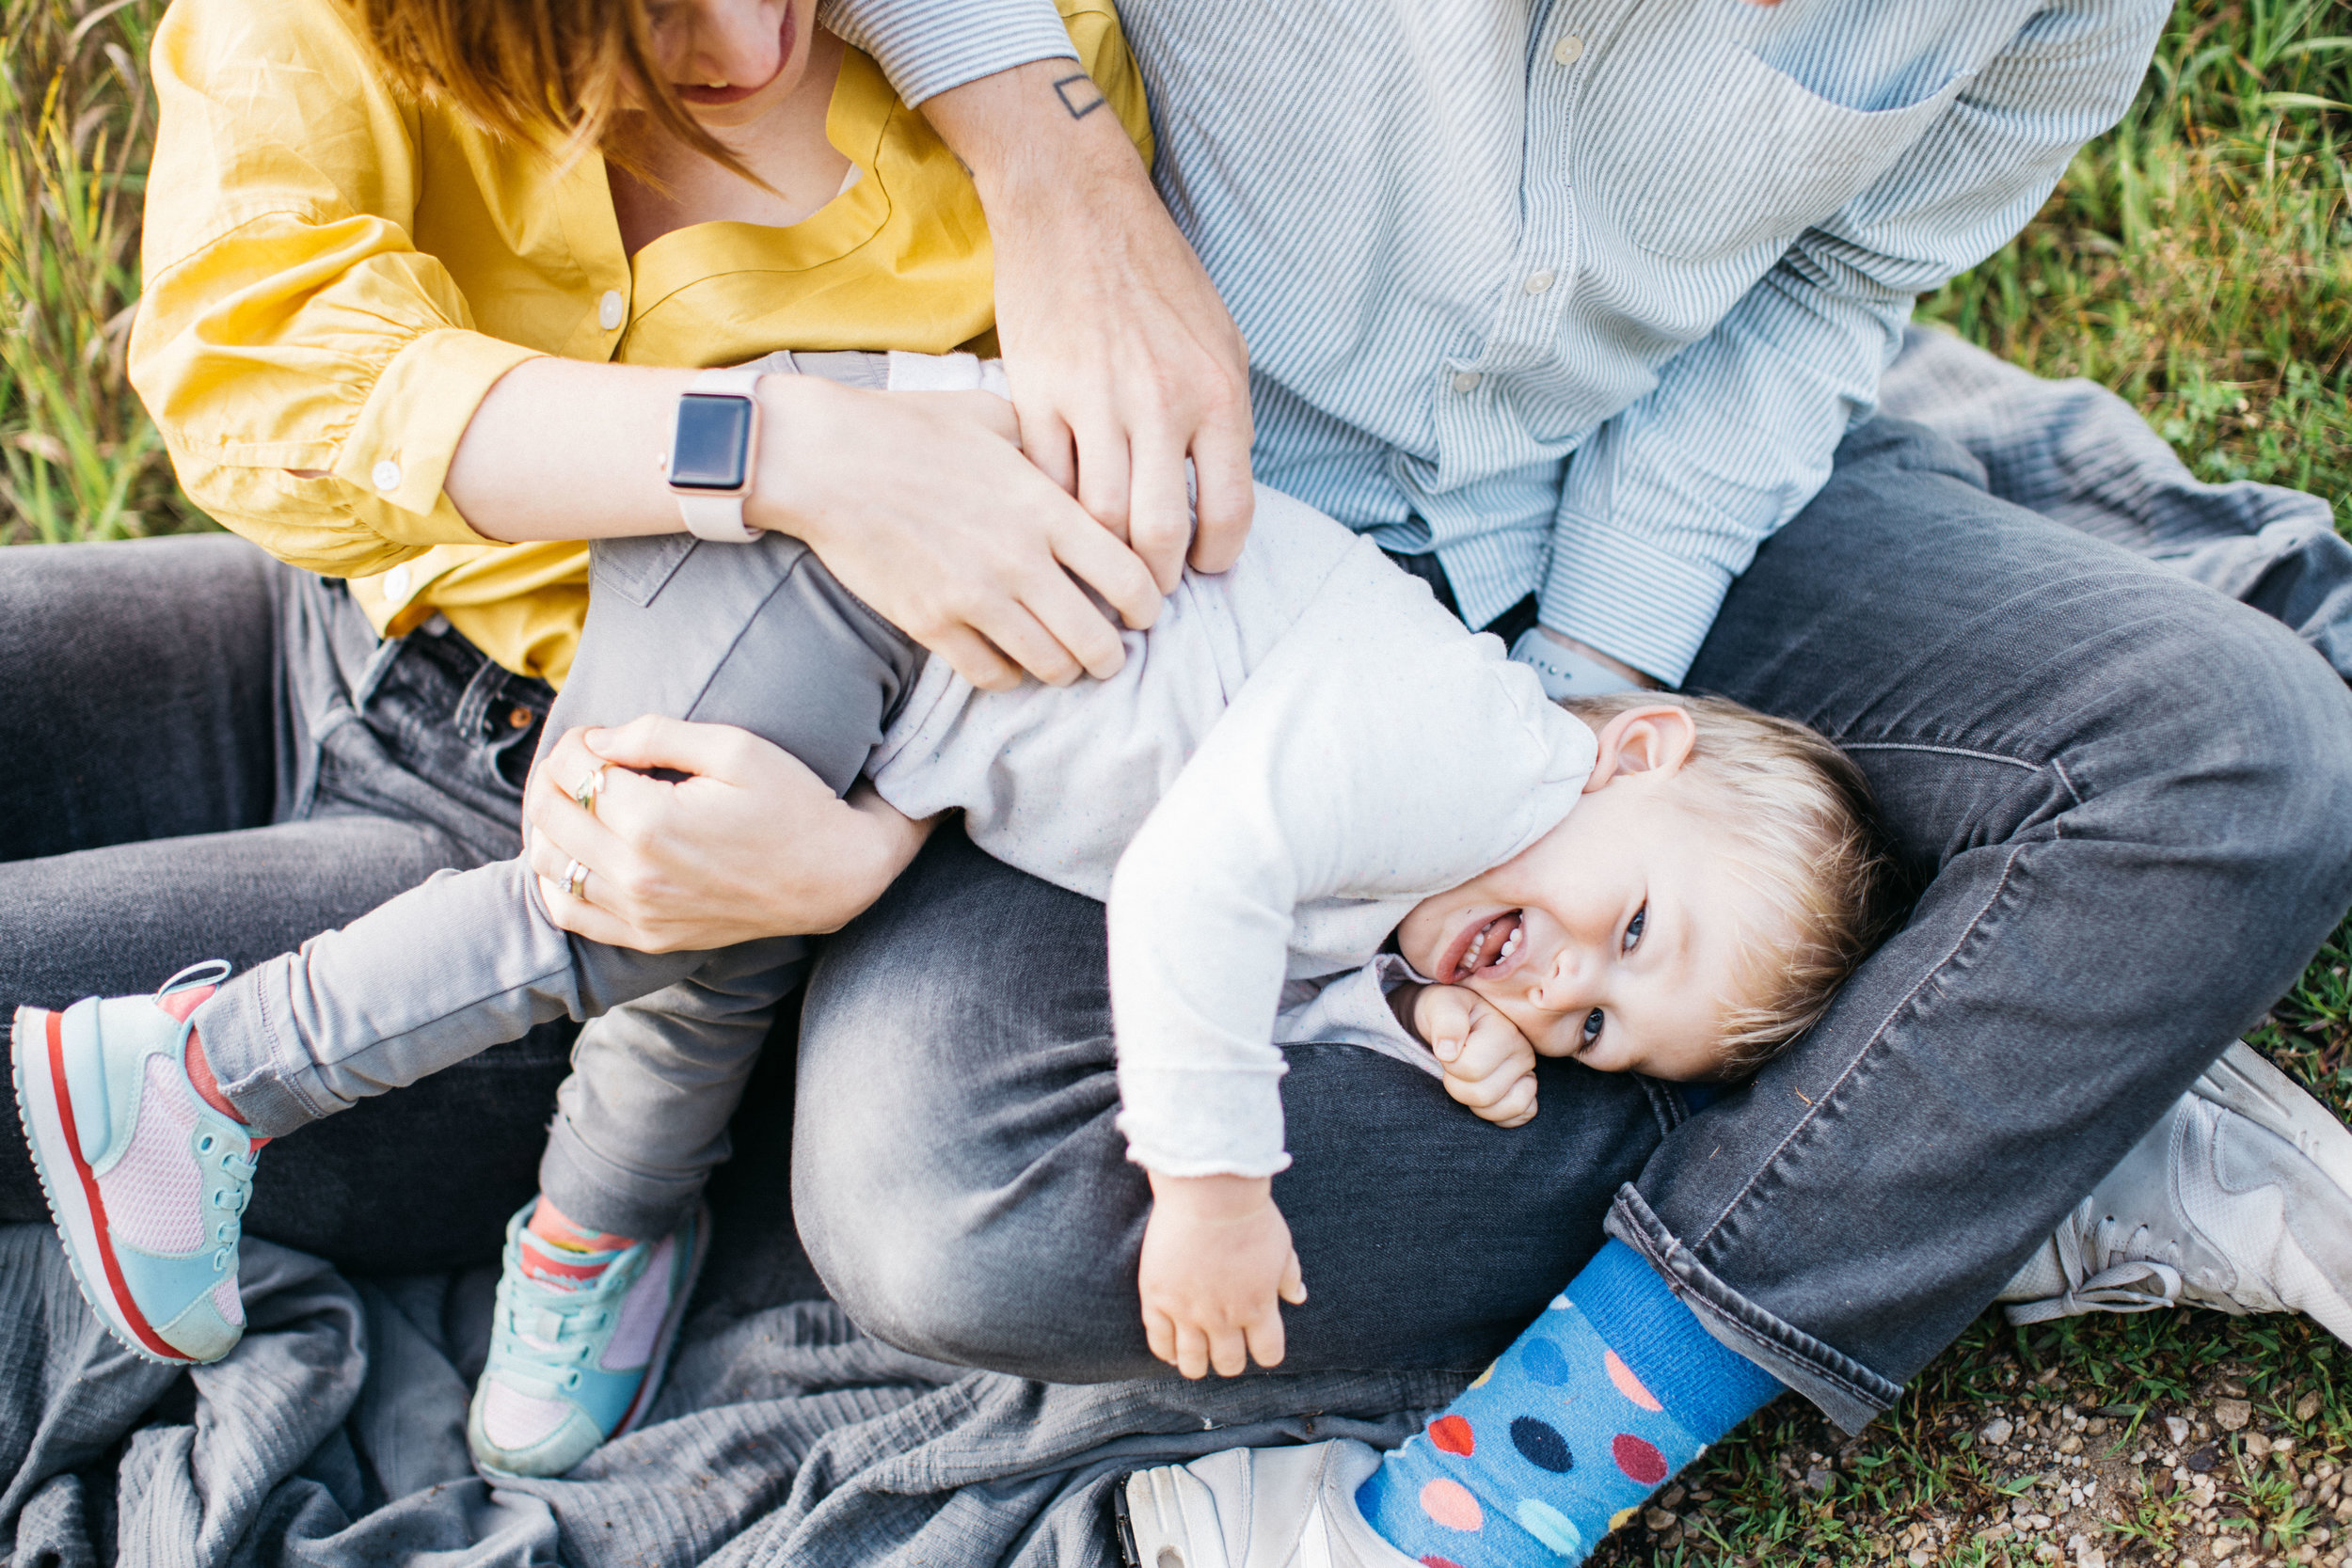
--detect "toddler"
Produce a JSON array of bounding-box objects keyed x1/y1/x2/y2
[{"x1": 13, "y1": 369, "x2": 1884, "y2": 1478}]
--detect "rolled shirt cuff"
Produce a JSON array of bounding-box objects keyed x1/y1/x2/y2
[
  {"x1": 819, "y1": 0, "x2": 1079, "y2": 107},
  {"x1": 329, "y1": 327, "x2": 546, "y2": 546},
  {"x1": 1116, "y1": 1062, "x2": 1292, "y2": 1180},
  {"x1": 1539, "y1": 517, "x2": 1734, "y2": 689}
]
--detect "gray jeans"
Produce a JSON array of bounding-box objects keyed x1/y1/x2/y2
[
  {"x1": 791, "y1": 417, "x2": 2352, "y2": 1431},
  {"x1": 0, "y1": 536, "x2": 572, "y2": 1272},
  {"x1": 194, "y1": 532, "x2": 923, "y2": 1239}
]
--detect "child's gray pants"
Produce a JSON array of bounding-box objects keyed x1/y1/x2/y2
[{"x1": 197, "y1": 527, "x2": 924, "y2": 1239}]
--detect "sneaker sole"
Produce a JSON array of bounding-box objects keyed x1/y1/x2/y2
[
  {"x1": 2198, "y1": 1042, "x2": 2352, "y2": 1198},
  {"x1": 12, "y1": 1005, "x2": 198, "y2": 1366}
]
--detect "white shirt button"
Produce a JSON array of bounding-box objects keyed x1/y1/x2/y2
[
  {"x1": 371, "y1": 459, "x2": 402, "y2": 492},
  {"x1": 598, "y1": 290, "x2": 626, "y2": 330},
  {"x1": 1551, "y1": 34, "x2": 1584, "y2": 66},
  {"x1": 1451, "y1": 371, "x2": 1483, "y2": 393},
  {"x1": 382, "y1": 564, "x2": 411, "y2": 598},
  {"x1": 1523, "y1": 269, "x2": 1556, "y2": 294}
]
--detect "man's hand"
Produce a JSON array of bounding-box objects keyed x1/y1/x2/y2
[
  {"x1": 922, "y1": 60, "x2": 1255, "y2": 593},
  {"x1": 1138, "y1": 1172, "x2": 1307, "y2": 1378},
  {"x1": 1399, "y1": 983, "x2": 1541, "y2": 1127},
  {"x1": 756, "y1": 380, "x2": 1163, "y2": 691}
]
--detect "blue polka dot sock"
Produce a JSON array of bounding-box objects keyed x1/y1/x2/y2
[{"x1": 1356, "y1": 1241, "x2": 1783, "y2": 1565}]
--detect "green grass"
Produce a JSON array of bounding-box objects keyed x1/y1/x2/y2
[{"x1": 4, "y1": 1, "x2": 2351, "y2": 1561}]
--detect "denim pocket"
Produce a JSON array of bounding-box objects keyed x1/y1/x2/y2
[{"x1": 1598, "y1": 46, "x2": 1971, "y2": 263}]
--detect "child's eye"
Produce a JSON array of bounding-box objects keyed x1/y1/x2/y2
[
  {"x1": 1581, "y1": 1007, "x2": 1605, "y2": 1047},
  {"x1": 1622, "y1": 905, "x2": 1646, "y2": 955}
]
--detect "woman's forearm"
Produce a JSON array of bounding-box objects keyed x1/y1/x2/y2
[{"x1": 445, "y1": 357, "x2": 711, "y2": 542}]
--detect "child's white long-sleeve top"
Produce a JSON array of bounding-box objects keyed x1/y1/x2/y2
[{"x1": 866, "y1": 487, "x2": 1597, "y2": 1179}]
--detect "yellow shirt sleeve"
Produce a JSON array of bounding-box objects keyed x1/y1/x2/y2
[
  {"x1": 1063, "y1": 0, "x2": 1155, "y2": 167},
  {"x1": 128, "y1": 0, "x2": 539, "y2": 579}
]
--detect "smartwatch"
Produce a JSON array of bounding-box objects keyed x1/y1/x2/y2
[{"x1": 666, "y1": 367, "x2": 764, "y2": 542}]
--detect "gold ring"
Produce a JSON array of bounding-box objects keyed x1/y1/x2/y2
[
  {"x1": 573, "y1": 763, "x2": 609, "y2": 815},
  {"x1": 562, "y1": 857, "x2": 590, "y2": 901}
]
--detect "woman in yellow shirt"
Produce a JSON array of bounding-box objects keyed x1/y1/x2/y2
[{"x1": 0, "y1": 0, "x2": 1247, "y2": 1277}]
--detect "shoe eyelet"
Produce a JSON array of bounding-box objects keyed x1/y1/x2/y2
[
  {"x1": 564, "y1": 1370, "x2": 581, "y2": 1389},
  {"x1": 196, "y1": 1133, "x2": 215, "y2": 1154},
  {"x1": 212, "y1": 1247, "x2": 230, "y2": 1272}
]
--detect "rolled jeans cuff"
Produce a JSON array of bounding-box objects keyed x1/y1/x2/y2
[
  {"x1": 538, "y1": 1109, "x2": 709, "y2": 1243},
  {"x1": 192, "y1": 959, "x2": 335, "y2": 1141},
  {"x1": 1606, "y1": 1183, "x2": 1901, "y2": 1434}
]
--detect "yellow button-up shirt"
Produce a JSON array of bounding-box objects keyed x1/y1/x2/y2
[{"x1": 129, "y1": 0, "x2": 1149, "y2": 686}]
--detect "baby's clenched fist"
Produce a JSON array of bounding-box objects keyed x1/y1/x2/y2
[{"x1": 1399, "y1": 982, "x2": 1540, "y2": 1127}]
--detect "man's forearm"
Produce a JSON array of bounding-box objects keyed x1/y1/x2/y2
[{"x1": 921, "y1": 57, "x2": 1151, "y2": 208}]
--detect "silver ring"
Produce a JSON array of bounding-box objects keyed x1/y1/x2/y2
[
  {"x1": 561, "y1": 858, "x2": 590, "y2": 902},
  {"x1": 573, "y1": 764, "x2": 609, "y2": 815}
]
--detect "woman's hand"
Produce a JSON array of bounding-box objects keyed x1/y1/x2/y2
[
  {"x1": 756, "y1": 378, "x2": 1164, "y2": 692},
  {"x1": 1137, "y1": 1172, "x2": 1308, "y2": 1378},
  {"x1": 523, "y1": 717, "x2": 933, "y2": 951}
]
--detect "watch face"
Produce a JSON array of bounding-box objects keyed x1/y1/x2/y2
[{"x1": 670, "y1": 393, "x2": 754, "y2": 491}]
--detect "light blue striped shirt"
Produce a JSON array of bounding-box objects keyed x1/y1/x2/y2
[{"x1": 830, "y1": 0, "x2": 2165, "y2": 683}]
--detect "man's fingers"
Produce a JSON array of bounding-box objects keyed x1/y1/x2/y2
[
  {"x1": 1016, "y1": 400, "x2": 1080, "y2": 499},
  {"x1": 1124, "y1": 431, "x2": 1194, "y2": 594},
  {"x1": 1053, "y1": 507, "x2": 1163, "y2": 633},
  {"x1": 924, "y1": 624, "x2": 1028, "y2": 693},
  {"x1": 1016, "y1": 567, "x2": 1131, "y2": 682},
  {"x1": 1207, "y1": 1324, "x2": 1249, "y2": 1379},
  {"x1": 1071, "y1": 420, "x2": 1135, "y2": 551},
  {"x1": 963, "y1": 595, "x2": 1087, "y2": 688},
  {"x1": 1186, "y1": 414, "x2": 1255, "y2": 575},
  {"x1": 1174, "y1": 1323, "x2": 1211, "y2": 1381}
]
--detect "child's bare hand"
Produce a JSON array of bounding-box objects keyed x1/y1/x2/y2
[
  {"x1": 1137, "y1": 1173, "x2": 1308, "y2": 1378},
  {"x1": 1411, "y1": 984, "x2": 1539, "y2": 1127}
]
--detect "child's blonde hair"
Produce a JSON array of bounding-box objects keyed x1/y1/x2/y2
[{"x1": 1558, "y1": 691, "x2": 1894, "y2": 1078}]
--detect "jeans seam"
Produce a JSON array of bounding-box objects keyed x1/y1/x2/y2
[
  {"x1": 1685, "y1": 839, "x2": 2029, "y2": 1258},
  {"x1": 2046, "y1": 753, "x2": 2085, "y2": 809},
  {"x1": 1838, "y1": 739, "x2": 2039, "y2": 771}
]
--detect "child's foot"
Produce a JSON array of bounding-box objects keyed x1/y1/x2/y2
[
  {"x1": 10, "y1": 961, "x2": 259, "y2": 1365},
  {"x1": 467, "y1": 1198, "x2": 709, "y2": 1478}
]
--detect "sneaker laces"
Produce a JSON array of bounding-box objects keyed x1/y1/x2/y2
[
  {"x1": 2005, "y1": 1196, "x2": 2185, "y2": 1324},
  {"x1": 488, "y1": 1242, "x2": 644, "y2": 1392}
]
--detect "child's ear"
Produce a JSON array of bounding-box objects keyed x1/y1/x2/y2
[{"x1": 1583, "y1": 705, "x2": 1698, "y2": 792}]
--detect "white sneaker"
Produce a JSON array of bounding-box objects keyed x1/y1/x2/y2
[
  {"x1": 1996, "y1": 1041, "x2": 2352, "y2": 1340},
  {"x1": 1115, "y1": 1440, "x2": 1418, "y2": 1568}
]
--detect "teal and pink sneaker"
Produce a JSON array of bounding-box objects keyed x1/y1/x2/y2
[
  {"x1": 466, "y1": 1200, "x2": 709, "y2": 1477},
  {"x1": 10, "y1": 961, "x2": 260, "y2": 1365}
]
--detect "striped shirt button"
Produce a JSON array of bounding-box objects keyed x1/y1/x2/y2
[
  {"x1": 598, "y1": 290, "x2": 626, "y2": 330},
  {"x1": 1451, "y1": 371, "x2": 1483, "y2": 393},
  {"x1": 1550, "y1": 33, "x2": 1584, "y2": 66},
  {"x1": 1523, "y1": 269, "x2": 1556, "y2": 294}
]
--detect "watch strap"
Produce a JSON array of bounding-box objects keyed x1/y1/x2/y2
[{"x1": 675, "y1": 368, "x2": 764, "y2": 543}]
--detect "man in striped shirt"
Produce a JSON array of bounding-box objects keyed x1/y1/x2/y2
[{"x1": 771, "y1": 3, "x2": 2352, "y2": 1562}]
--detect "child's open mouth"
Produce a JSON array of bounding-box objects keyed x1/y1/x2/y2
[{"x1": 1449, "y1": 910, "x2": 1525, "y2": 982}]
